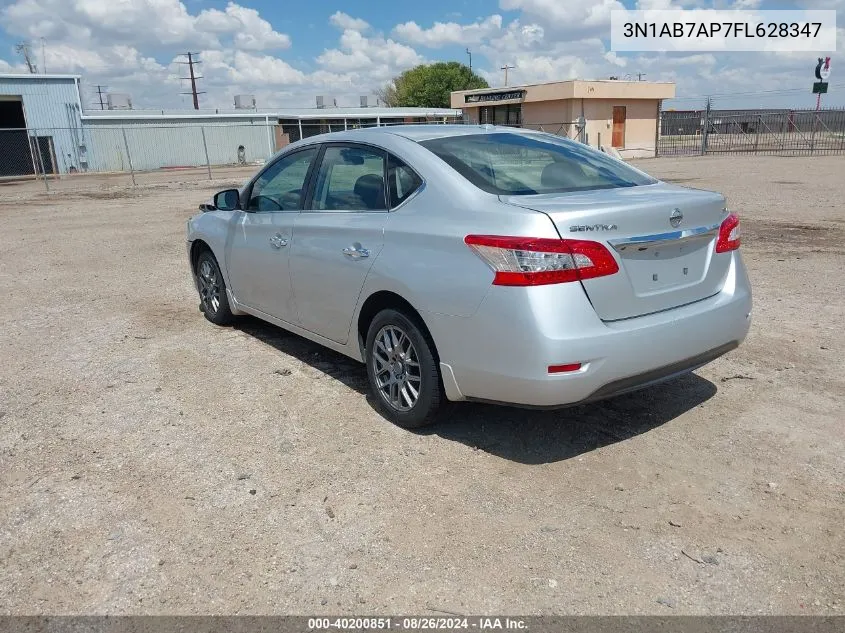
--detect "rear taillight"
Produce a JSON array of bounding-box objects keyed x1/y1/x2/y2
[
  {"x1": 464, "y1": 235, "x2": 619, "y2": 286},
  {"x1": 716, "y1": 213, "x2": 741, "y2": 253}
]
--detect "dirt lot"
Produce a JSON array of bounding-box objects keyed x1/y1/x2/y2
[{"x1": 0, "y1": 155, "x2": 843, "y2": 615}]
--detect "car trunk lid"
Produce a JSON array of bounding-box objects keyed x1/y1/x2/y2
[{"x1": 501, "y1": 183, "x2": 732, "y2": 321}]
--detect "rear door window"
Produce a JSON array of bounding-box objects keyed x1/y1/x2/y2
[{"x1": 310, "y1": 145, "x2": 387, "y2": 211}]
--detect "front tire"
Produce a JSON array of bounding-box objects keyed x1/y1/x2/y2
[
  {"x1": 196, "y1": 250, "x2": 234, "y2": 326},
  {"x1": 365, "y1": 309, "x2": 444, "y2": 428}
]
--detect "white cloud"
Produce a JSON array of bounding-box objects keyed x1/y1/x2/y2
[
  {"x1": 499, "y1": 0, "x2": 626, "y2": 33},
  {"x1": 604, "y1": 51, "x2": 628, "y2": 67},
  {"x1": 0, "y1": 0, "x2": 842, "y2": 111},
  {"x1": 43, "y1": 43, "x2": 165, "y2": 75},
  {"x1": 329, "y1": 11, "x2": 370, "y2": 32},
  {"x1": 197, "y1": 3, "x2": 291, "y2": 50},
  {"x1": 1, "y1": 0, "x2": 290, "y2": 51},
  {"x1": 485, "y1": 20, "x2": 545, "y2": 55},
  {"x1": 317, "y1": 30, "x2": 425, "y2": 78},
  {"x1": 200, "y1": 49, "x2": 305, "y2": 86},
  {"x1": 0, "y1": 58, "x2": 21, "y2": 72},
  {"x1": 393, "y1": 15, "x2": 503, "y2": 47}
]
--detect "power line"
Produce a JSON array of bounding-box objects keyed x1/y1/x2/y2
[{"x1": 176, "y1": 52, "x2": 205, "y2": 110}]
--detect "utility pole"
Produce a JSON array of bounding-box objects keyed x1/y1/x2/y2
[
  {"x1": 41, "y1": 38, "x2": 47, "y2": 73},
  {"x1": 500, "y1": 64, "x2": 515, "y2": 87},
  {"x1": 15, "y1": 42, "x2": 37, "y2": 73},
  {"x1": 466, "y1": 48, "x2": 472, "y2": 73},
  {"x1": 95, "y1": 85, "x2": 108, "y2": 110},
  {"x1": 178, "y1": 52, "x2": 205, "y2": 110},
  {"x1": 637, "y1": 72, "x2": 647, "y2": 81}
]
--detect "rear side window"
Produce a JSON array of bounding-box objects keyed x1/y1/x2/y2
[
  {"x1": 419, "y1": 132, "x2": 656, "y2": 195},
  {"x1": 387, "y1": 155, "x2": 422, "y2": 208}
]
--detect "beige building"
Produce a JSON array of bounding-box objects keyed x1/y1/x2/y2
[{"x1": 451, "y1": 80, "x2": 676, "y2": 158}]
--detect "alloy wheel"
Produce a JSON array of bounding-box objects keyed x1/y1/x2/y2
[
  {"x1": 198, "y1": 259, "x2": 221, "y2": 314},
  {"x1": 371, "y1": 325, "x2": 422, "y2": 412}
]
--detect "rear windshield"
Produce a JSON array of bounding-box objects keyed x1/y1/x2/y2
[{"x1": 419, "y1": 132, "x2": 656, "y2": 195}]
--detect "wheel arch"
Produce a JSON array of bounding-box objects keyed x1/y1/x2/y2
[
  {"x1": 356, "y1": 290, "x2": 439, "y2": 363},
  {"x1": 189, "y1": 238, "x2": 213, "y2": 274},
  {"x1": 188, "y1": 236, "x2": 244, "y2": 316}
]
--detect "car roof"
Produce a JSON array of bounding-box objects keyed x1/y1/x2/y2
[{"x1": 308, "y1": 124, "x2": 542, "y2": 144}]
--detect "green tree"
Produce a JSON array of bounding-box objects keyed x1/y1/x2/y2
[{"x1": 379, "y1": 62, "x2": 488, "y2": 108}]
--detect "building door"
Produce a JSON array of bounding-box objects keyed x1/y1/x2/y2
[
  {"x1": 612, "y1": 106, "x2": 626, "y2": 148},
  {"x1": 0, "y1": 98, "x2": 35, "y2": 177}
]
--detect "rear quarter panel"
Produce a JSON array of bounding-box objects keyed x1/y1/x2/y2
[
  {"x1": 356, "y1": 132, "x2": 562, "y2": 318},
  {"x1": 369, "y1": 197, "x2": 559, "y2": 318}
]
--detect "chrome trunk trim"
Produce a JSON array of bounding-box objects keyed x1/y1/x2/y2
[{"x1": 608, "y1": 223, "x2": 720, "y2": 251}]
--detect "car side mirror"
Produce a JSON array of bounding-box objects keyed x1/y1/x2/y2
[{"x1": 213, "y1": 189, "x2": 241, "y2": 211}]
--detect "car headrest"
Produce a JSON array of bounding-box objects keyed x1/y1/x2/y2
[
  {"x1": 540, "y1": 162, "x2": 581, "y2": 188},
  {"x1": 353, "y1": 174, "x2": 385, "y2": 210}
]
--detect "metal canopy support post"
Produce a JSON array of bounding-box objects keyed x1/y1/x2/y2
[
  {"x1": 298, "y1": 118, "x2": 303, "y2": 142},
  {"x1": 265, "y1": 115, "x2": 273, "y2": 156},
  {"x1": 121, "y1": 127, "x2": 136, "y2": 186},
  {"x1": 32, "y1": 128, "x2": 49, "y2": 192},
  {"x1": 200, "y1": 127, "x2": 212, "y2": 179}
]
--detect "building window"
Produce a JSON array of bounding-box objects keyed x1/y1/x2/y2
[{"x1": 479, "y1": 104, "x2": 522, "y2": 126}]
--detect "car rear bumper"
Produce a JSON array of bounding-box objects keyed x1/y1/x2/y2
[{"x1": 425, "y1": 252, "x2": 752, "y2": 408}]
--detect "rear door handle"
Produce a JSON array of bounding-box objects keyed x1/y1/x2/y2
[
  {"x1": 269, "y1": 233, "x2": 288, "y2": 249},
  {"x1": 342, "y1": 245, "x2": 370, "y2": 259}
]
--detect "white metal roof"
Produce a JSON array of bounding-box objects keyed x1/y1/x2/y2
[
  {"x1": 81, "y1": 106, "x2": 461, "y2": 121},
  {"x1": 0, "y1": 73, "x2": 81, "y2": 81}
]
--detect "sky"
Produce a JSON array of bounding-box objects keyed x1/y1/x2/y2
[{"x1": 0, "y1": 0, "x2": 842, "y2": 112}]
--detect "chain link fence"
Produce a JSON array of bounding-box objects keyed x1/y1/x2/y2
[
  {"x1": 0, "y1": 119, "x2": 602, "y2": 195},
  {"x1": 659, "y1": 108, "x2": 845, "y2": 156},
  {"x1": 0, "y1": 120, "x2": 456, "y2": 194}
]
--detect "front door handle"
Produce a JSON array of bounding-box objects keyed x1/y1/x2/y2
[
  {"x1": 342, "y1": 245, "x2": 370, "y2": 259},
  {"x1": 269, "y1": 233, "x2": 288, "y2": 249}
]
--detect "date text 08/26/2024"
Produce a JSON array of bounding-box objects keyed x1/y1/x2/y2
[{"x1": 308, "y1": 617, "x2": 528, "y2": 630}]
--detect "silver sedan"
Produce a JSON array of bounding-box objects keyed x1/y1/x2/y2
[{"x1": 187, "y1": 125, "x2": 752, "y2": 427}]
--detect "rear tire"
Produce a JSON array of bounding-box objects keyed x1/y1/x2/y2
[
  {"x1": 196, "y1": 250, "x2": 234, "y2": 326},
  {"x1": 365, "y1": 309, "x2": 443, "y2": 428}
]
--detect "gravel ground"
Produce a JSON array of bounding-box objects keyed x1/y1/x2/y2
[{"x1": 0, "y1": 155, "x2": 843, "y2": 615}]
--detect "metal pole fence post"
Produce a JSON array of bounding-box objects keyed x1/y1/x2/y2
[
  {"x1": 121, "y1": 127, "x2": 136, "y2": 186},
  {"x1": 754, "y1": 114, "x2": 760, "y2": 153},
  {"x1": 201, "y1": 126, "x2": 212, "y2": 180},
  {"x1": 810, "y1": 112, "x2": 816, "y2": 155},
  {"x1": 655, "y1": 104, "x2": 661, "y2": 157},
  {"x1": 32, "y1": 129, "x2": 50, "y2": 192},
  {"x1": 700, "y1": 99, "x2": 711, "y2": 156},
  {"x1": 265, "y1": 115, "x2": 273, "y2": 157}
]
